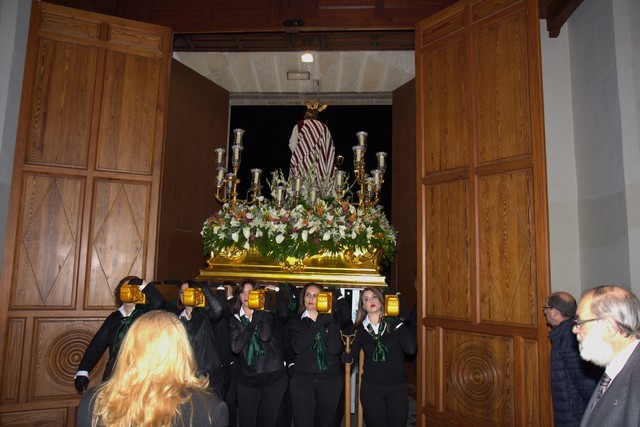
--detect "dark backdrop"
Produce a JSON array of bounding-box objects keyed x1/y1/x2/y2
[{"x1": 229, "y1": 105, "x2": 393, "y2": 218}]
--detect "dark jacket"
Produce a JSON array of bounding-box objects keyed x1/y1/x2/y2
[
  {"x1": 580, "y1": 342, "x2": 640, "y2": 427},
  {"x1": 77, "y1": 284, "x2": 164, "y2": 381},
  {"x1": 350, "y1": 320, "x2": 417, "y2": 386},
  {"x1": 179, "y1": 286, "x2": 225, "y2": 393},
  {"x1": 77, "y1": 387, "x2": 229, "y2": 427},
  {"x1": 549, "y1": 318, "x2": 603, "y2": 427},
  {"x1": 289, "y1": 312, "x2": 344, "y2": 379},
  {"x1": 228, "y1": 309, "x2": 285, "y2": 386}
]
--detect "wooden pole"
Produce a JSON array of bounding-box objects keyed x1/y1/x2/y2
[
  {"x1": 358, "y1": 349, "x2": 364, "y2": 427},
  {"x1": 344, "y1": 336, "x2": 352, "y2": 427}
]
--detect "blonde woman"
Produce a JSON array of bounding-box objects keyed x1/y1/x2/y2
[
  {"x1": 77, "y1": 310, "x2": 228, "y2": 427},
  {"x1": 349, "y1": 287, "x2": 417, "y2": 427}
]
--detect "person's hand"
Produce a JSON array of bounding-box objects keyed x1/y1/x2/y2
[
  {"x1": 329, "y1": 286, "x2": 343, "y2": 301},
  {"x1": 75, "y1": 375, "x2": 89, "y2": 395},
  {"x1": 397, "y1": 292, "x2": 410, "y2": 320},
  {"x1": 385, "y1": 315, "x2": 401, "y2": 329}
]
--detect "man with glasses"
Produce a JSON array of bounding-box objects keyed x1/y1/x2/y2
[
  {"x1": 544, "y1": 292, "x2": 602, "y2": 426},
  {"x1": 573, "y1": 285, "x2": 640, "y2": 427}
]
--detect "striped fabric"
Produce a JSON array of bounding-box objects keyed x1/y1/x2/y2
[{"x1": 289, "y1": 119, "x2": 335, "y2": 180}]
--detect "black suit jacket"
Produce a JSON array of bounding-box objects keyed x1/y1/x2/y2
[{"x1": 580, "y1": 342, "x2": 640, "y2": 427}]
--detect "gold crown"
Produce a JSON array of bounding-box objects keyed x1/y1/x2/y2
[{"x1": 304, "y1": 99, "x2": 328, "y2": 118}]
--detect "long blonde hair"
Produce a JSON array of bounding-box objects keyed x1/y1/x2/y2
[{"x1": 90, "y1": 310, "x2": 210, "y2": 426}]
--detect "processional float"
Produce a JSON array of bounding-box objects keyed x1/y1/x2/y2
[{"x1": 197, "y1": 104, "x2": 397, "y2": 427}]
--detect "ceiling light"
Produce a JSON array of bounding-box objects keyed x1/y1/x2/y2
[
  {"x1": 301, "y1": 52, "x2": 314, "y2": 63},
  {"x1": 287, "y1": 71, "x2": 310, "y2": 80}
]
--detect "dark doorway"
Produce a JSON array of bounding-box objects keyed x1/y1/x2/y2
[{"x1": 229, "y1": 104, "x2": 393, "y2": 218}]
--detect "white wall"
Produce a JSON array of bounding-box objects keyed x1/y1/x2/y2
[
  {"x1": 541, "y1": 0, "x2": 640, "y2": 295},
  {"x1": 540, "y1": 22, "x2": 582, "y2": 299},
  {"x1": 0, "y1": 0, "x2": 30, "y2": 275}
]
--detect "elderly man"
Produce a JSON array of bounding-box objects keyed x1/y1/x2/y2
[
  {"x1": 573, "y1": 285, "x2": 640, "y2": 427},
  {"x1": 544, "y1": 292, "x2": 602, "y2": 426}
]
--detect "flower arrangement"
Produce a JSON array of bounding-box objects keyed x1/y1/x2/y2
[{"x1": 201, "y1": 197, "x2": 397, "y2": 265}]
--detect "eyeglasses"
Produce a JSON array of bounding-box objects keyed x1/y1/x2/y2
[
  {"x1": 573, "y1": 318, "x2": 603, "y2": 327},
  {"x1": 542, "y1": 305, "x2": 553, "y2": 310}
]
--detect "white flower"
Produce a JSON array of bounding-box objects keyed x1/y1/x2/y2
[
  {"x1": 232, "y1": 232, "x2": 239, "y2": 242},
  {"x1": 276, "y1": 234, "x2": 285, "y2": 244},
  {"x1": 323, "y1": 231, "x2": 331, "y2": 241},
  {"x1": 302, "y1": 229, "x2": 308, "y2": 242},
  {"x1": 243, "y1": 227, "x2": 251, "y2": 239}
]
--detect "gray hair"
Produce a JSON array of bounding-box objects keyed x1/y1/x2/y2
[{"x1": 589, "y1": 285, "x2": 640, "y2": 338}]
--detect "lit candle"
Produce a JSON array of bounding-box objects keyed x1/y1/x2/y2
[
  {"x1": 356, "y1": 131, "x2": 368, "y2": 148},
  {"x1": 294, "y1": 176, "x2": 302, "y2": 192},
  {"x1": 215, "y1": 148, "x2": 226, "y2": 167},
  {"x1": 251, "y1": 168, "x2": 262, "y2": 187},
  {"x1": 376, "y1": 152, "x2": 387, "y2": 173},
  {"x1": 231, "y1": 145, "x2": 243, "y2": 166},
  {"x1": 216, "y1": 167, "x2": 226, "y2": 187},
  {"x1": 233, "y1": 128, "x2": 245, "y2": 147}
]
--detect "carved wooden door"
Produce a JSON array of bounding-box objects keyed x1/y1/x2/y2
[
  {"x1": 415, "y1": 0, "x2": 552, "y2": 425},
  {"x1": 0, "y1": 2, "x2": 171, "y2": 424}
]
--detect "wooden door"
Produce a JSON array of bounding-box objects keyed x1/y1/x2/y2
[
  {"x1": 415, "y1": 0, "x2": 552, "y2": 425},
  {"x1": 0, "y1": 2, "x2": 171, "y2": 424}
]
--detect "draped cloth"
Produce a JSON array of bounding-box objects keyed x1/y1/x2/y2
[
  {"x1": 289, "y1": 119, "x2": 335, "y2": 180},
  {"x1": 304, "y1": 317, "x2": 330, "y2": 371},
  {"x1": 367, "y1": 322, "x2": 389, "y2": 362},
  {"x1": 241, "y1": 314, "x2": 264, "y2": 367}
]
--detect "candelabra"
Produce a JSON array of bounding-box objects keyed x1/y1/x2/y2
[
  {"x1": 214, "y1": 128, "x2": 262, "y2": 210},
  {"x1": 214, "y1": 128, "x2": 386, "y2": 211},
  {"x1": 340, "y1": 131, "x2": 387, "y2": 209}
]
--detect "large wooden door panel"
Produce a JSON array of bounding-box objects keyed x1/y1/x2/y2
[
  {"x1": 0, "y1": 2, "x2": 172, "y2": 422},
  {"x1": 416, "y1": 0, "x2": 551, "y2": 425}
]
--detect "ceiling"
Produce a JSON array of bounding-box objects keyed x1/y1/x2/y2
[{"x1": 173, "y1": 50, "x2": 416, "y2": 105}]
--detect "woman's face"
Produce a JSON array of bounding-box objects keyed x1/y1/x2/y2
[
  {"x1": 361, "y1": 290, "x2": 381, "y2": 314},
  {"x1": 304, "y1": 286, "x2": 322, "y2": 312},
  {"x1": 240, "y1": 283, "x2": 253, "y2": 308}
]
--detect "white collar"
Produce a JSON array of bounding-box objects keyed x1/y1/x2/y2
[
  {"x1": 605, "y1": 339, "x2": 640, "y2": 382},
  {"x1": 363, "y1": 316, "x2": 382, "y2": 334}
]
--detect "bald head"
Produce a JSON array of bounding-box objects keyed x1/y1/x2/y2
[{"x1": 546, "y1": 292, "x2": 577, "y2": 319}]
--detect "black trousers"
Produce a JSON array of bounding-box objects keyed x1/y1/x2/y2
[
  {"x1": 290, "y1": 374, "x2": 343, "y2": 427},
  {"x1": 236, "y1": 375, "x2": 288, "y2": 427},
  {"x1": 360, "y1": 381, "x2": 408, "y2": 427}
]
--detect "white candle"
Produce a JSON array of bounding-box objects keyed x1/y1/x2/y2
[
  {"x1": 233, "y1": 128, "x2": 245, "y2": 146},
  {"x1": 309, "y1": 185, "x2": 318, "y2": 203},
  {"x1": 356, "y1": 131, "x2": 368, "y2": 148},
  {"x1": 251, "y1": 168, "x2": 262, "y2": 186},
  {"x1": 353, "y1": 146, "x2": 363, "y2": 163},
  {"x1": 376, "y1": 152, "x2": 387, "y2": 173},
  {"x1": 294, "y1": 176, "x2": 302, "y2": 192},
  {"x1": 216, "y1": 167, "x2": 226, "y2": 186},
  {"x1": 275, "y1": 186, "x2": 285, "y2": 206},
  {"x1": 231, "y1": 145, "x2": 243, "y2": 166},
  {"x1": 225, "y1": 173, "x2": 234, "y2": 193},
  {"x1": 215, "y1": 148, "x2": 226, "y2": 166},
  {"x1": 372, "y1": 169, "x2": 382, "y2": 186}
]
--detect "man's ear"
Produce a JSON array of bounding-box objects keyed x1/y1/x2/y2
[{"x1": 604, "y1": 317, "x2": 619, "y2": 337}]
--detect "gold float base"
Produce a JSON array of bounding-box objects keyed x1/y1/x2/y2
[{"x1": 197, "y1": 247, "x2": 387, "y2": 288}]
